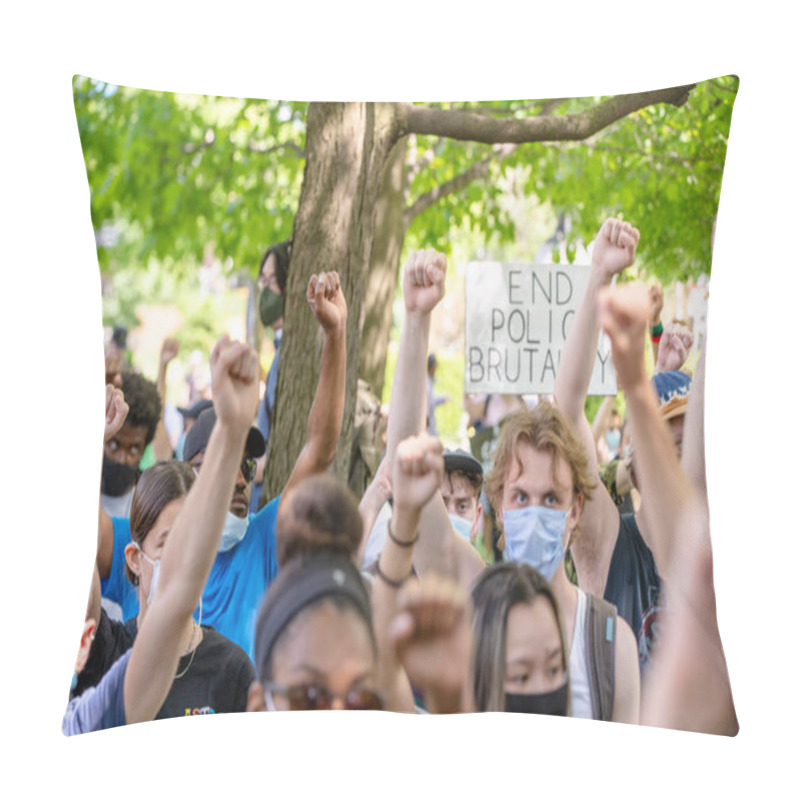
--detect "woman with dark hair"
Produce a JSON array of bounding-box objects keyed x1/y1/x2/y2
[
  {"x1": 471, "y1": 562, "x2": 569, "y2": 715},
  {"x1": 123, "y1": 460, "x2": 255, "y2": 719},
  {"x1": 247, "y1": 549, "x2": 385, "y2": 712}
]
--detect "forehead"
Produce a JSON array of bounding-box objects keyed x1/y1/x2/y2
[
  {"x1": 505, "y1": 597, "x2": 562, "y2": 658},
  {"x1": 272, "y1": 601, "x2": 375, "y2": 683},
  {"x1": 442, "y1": 472, "x2": 479, "y2": 498},
  {"x1": 504, "y1": 441, "x2": 571, "y2": 492},
  {"x1": 113, "y1": 423, "x2": 148, "y2": 446}
]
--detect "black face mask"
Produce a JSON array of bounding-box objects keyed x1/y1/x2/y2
[
  {"x1": 101, "y1": 457, "x2": 140, "y2": 497},
  {"x1": 504, "y1": 681, "x2": 569, "y2": 716},
  {"x1": 259, "y1": 287, "x2": 284, "y2": 328}
]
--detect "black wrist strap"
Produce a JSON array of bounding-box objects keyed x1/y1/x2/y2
[
  {"x1": 375, "y1": 560, "x2": 411, "y2": 589},
  {"x1": 387, "y1": 518, "x2": 419, "y2": 548}
]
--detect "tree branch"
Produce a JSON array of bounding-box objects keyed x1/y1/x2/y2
[
  {"x1": 398, "y1": 85, "x2": 696, "y2": 144},
  {"x1": 404, "y1": 144, "x2": 516, "y2": 222},
  {"x1": 247, "y1": 140, "x2": 306, "y2": 158}
]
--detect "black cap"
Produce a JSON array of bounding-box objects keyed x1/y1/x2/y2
[
  {"x1": 254, "y1": 551, "x2": 372, "y2": 680},
  {"x1": 182, "y1": 407, "x2": 266, "y2": 463},
  {"x1": 178, "y1": 399, "x2": 213, "y2": 420},
  {"x1": 443, "y1": 448, "x2": 483, "y2": 477}
]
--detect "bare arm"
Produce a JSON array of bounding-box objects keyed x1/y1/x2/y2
[
  {"x1": 611, "y1": 617, "x2": 640, "y2": 724},
  {"x1": 123, "y1": 337, "x2": 258, "y2": 725},
  {"x1": 680, "y1": 338, "x2": 707, "y2": 505},
  {"x1": 282, "y1": 272, "x2": 347, "y2": 503},
  {"x1": 553, "y1": 219, "x2": 639, "y2": 595},
  {"x1": 598, "y1": 283, "x2": 691, "y2": 575},
  {"x1": 151, "y1": 337, "x2": 179, "y2": 460},
  {"x1": 356, "y1": 453, "x2": 391, "y2": 567},
  {"x1": 384, "y1": 250, "x2": 484, "y2": 585}
]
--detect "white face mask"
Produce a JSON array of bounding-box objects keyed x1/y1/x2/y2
[
  {"x1": 219, "y1": 511, "x2": 249, "y2": 553},
  {"x1": 502, "y1": 505, "x2": 573, "y2": 582},
  {"x1": 137, "y1": 547, "x2": 161, "y2": 606}
]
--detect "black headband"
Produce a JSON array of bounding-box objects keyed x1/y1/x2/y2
[{"x1": 254, "y1": 551, "x2": 373, "y2": 680}]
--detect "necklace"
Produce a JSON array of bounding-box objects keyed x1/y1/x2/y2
[{"x1": 175, "y1": 600, "x2": 204, "y2": 680}]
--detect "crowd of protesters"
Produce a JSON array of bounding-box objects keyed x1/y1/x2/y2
[{"x1": 64, "y1": 218, "x2": 736, "y2": 736}]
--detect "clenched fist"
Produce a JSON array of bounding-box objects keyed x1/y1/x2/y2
[
  {"x1": 209, "y1": 335, "x2": 260, "y2": 432},
  {"x1": 592, "y1": 219, "x2": 640, "y2": 280},
  {"x1": 392, "y1": 433, "x2": 444, "y2": 515},
  {"x1": 307, "y1": 271, "x2": 347, "y2": 334},
  {"x1": 597, "y1": 283, "x2": 650, "y2": 392},
  {"x1": 403, "y1": 249, "x2": 446, "y2": 316}
]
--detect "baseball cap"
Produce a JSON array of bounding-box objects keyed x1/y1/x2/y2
[
  {"x1": 443, "y1": 448, "x2": 484, "y2": 478},
  {"x1": 182, "y1": 406, "x2": 266, "y2": 463}
]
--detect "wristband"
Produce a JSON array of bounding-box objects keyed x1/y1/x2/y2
[
  {"x1": 650, "y1": 321, "x2": 663, "y2": 338},
  {"x1": 375, "y1": 560, "x2": 411, "y2": 589},
  {"x1": 387, "y1": 518, "x2": 419, "y2": 548}
]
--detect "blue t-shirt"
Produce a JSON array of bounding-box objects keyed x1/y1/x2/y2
[
  {"x1": 62, "y1": 649, "x2": 131, "y2": 735},
  {"x1": 101, "y1": 497, "x2": 281, "y2": 660}
]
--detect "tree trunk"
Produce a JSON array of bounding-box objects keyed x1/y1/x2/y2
[
  {"x1": 264, "y1": 102, "x2": 398, "y2": 499},
  {"x1": 358, "y1": 136, "x2": 408, "y2": 399}
]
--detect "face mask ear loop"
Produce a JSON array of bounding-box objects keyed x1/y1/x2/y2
[{"x1": 265, "y1": 689, "x2": 277, "y2": 712}]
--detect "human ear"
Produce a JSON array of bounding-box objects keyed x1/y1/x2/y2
[
  {"x1": 246, "y1": 680, "x2": 266, "y2": 712},
  {"x1": 75, "y1": 618, "x2": 97, "y2": 674},
  {"x1": 124, "y1": 542, "x2": 142, "y2": 585}
]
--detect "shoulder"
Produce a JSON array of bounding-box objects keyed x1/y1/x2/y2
[{"x1": 200, "y1": 627, "x2": 256, "y2": 678}]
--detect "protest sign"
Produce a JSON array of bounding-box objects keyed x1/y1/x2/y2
[{"x1": 465, "y1": 262, "x2": 616, "y2": 396}]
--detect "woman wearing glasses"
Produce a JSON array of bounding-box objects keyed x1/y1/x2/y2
[{"x1": 121, "y1": 460, "x2": 255, "y2": 718}]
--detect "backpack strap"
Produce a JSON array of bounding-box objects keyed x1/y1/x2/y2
[{"x1": 585, "y1": 592, "x2": 617, "y2": 722}]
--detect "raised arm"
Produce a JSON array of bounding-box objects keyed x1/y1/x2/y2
[
  {"x1": 597, "y1": 284, "x2": 692, "y2": 578},
  {"x1": 372, "y1": 433, "x2": 442, "y2": 712},
  {"x1": 599, "y1": 285, "x2": 737, "y2": 735},
  {"x1": 151, "y1": 337, "x2": 179, "y2": 460},
  {"x1": 553, "y1": 219, "x2": 639, "y2": 595},
  {"x1": 97, "y1": 385, "x2": 129, "y2": 578},
  {"x1": 282, "y1": 272, "x2": 347, "y2": 501},
  {"x1": 680, "y1": 336, "x2": 706, "y2": 505},
  {"x1": 654, "y1": 322, "x2": 694, "y2": 374},
  {"x1": 123, "y1": 335, "x2": 258, "y2": 725}
]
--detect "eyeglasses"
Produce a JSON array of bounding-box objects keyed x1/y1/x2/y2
[
  {"x1": 191, "y1": 457, "x2": 257, "y2": 483},
  {"x1": 263, "y1": 682, "x2": 385, "y2": 711}
]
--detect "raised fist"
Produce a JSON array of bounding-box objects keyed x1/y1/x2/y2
[
  {"x1": 389, "y1": 573, "x2": 472, "y2": 703},
  {"x1": 592, "y1": 218, "x2": 640, "y2": 279},
  {"x1": 307, "y1": 271, "x2": 347, "y2": 334},
  {"x1": 209, "y1": 335, "x2": 260, "y2": 432},
  {"x1": 392, "y1": 433, "x2": 444, "y2": 514},
  {"x1": 403, "y1": 249, "x2": 446, "y2": 316},
  {"x1": 656, "y1": 323, "x2": 694, "y2": 374},
  {"x1": 597, "y1": 283, "x2": 650, "y2": 392},
  {"x1": 104, "y1": 385, "x2": 129, "y2": 444},
  {"x1": 160, "y1": 337, "x2": 179, "y2": 367}
]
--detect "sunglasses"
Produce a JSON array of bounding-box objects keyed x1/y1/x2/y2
[
  {"x1": 263, "y1": 682, "x2": 385, "y2": 712},
  {"x1": 192, "y1": 457, "x2": 257, "y2": 483}
]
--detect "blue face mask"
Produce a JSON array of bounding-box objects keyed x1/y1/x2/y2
[
  {"x1": 137, "y1": 547, "x2": 161, "y2": 605},
  {"x1": 219, "y1": 511, "x2": 249, "y2": 552},
  {"x1": 605, "y1": 429, "x2": 621, "y2": 451},
  {"x1": 502, "y1": 506, "x2": 571, "y2": 581},
  {"x1": 448, "y1": 513, "x2": 474, "y2": 542}
]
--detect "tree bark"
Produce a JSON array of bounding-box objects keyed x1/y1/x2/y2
[
  {"x1": 358, "y1": 136, "x2": 408, "y2": 398},
  {"x1": 264, "y1": 102, "x2": 399, "y2": 498}
]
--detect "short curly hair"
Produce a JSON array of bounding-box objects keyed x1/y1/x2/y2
[{"x1": 120, "y1": 370, "x2": 162, "y2": 445}]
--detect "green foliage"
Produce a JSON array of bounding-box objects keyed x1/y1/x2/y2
[
  {"x1": 76, "y1": 80, "x2": 736, "y2": 288},
  {"x1": 73, "y1": 77, "x2": 305, "y2": 275}
]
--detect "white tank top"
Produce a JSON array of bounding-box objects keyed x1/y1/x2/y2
[{"x1": 568, "y1": 587, "x2": 593, "y2": 719}]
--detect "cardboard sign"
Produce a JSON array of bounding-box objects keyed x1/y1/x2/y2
[{"x1": 465, "y1": 262, "x2": 616, "y2": 396}]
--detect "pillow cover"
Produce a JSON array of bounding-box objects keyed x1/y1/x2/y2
[{"x1": 70, "y1": 75, "x2": 738, "y2": 735}]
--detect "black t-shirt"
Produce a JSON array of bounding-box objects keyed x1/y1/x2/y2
[
  {"x1": 124, "y1": 618, "x2": 255, "y2": 718},
  {"x1": 603, "y1": 513, "x2": 662, "y2": 673},
  {"x1": 72, "y1": 608, "x2": 134, "y2": 699}
]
